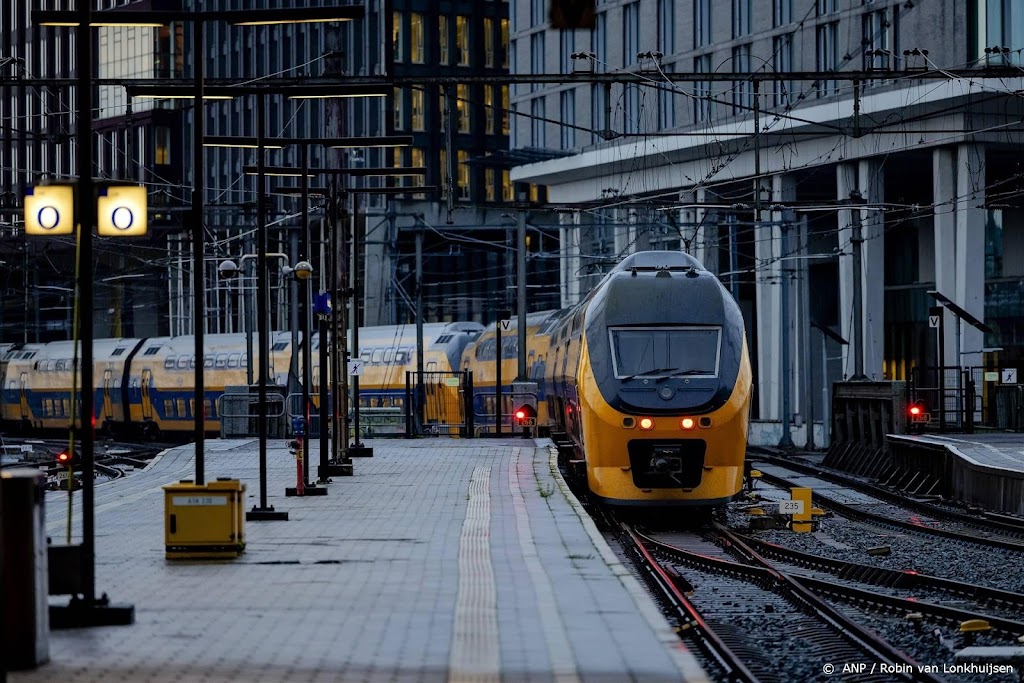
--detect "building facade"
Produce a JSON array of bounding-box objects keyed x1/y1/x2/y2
[{"x1": 511, "y1": 0, "x2": 1024, "y2": 434}]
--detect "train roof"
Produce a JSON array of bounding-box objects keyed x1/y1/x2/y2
[
  {"x1": 477, "y1": 309, "x2": 564, "y2": 335},
  {"x1": 612, "y1": 251, "x2": 705, "y2": 272},
  {"x1": 15, "y1": 338, "x2": 141, "y2": 362},
  {"x1": 355, "y1": 322, "x2": 484, "y2": 346}
]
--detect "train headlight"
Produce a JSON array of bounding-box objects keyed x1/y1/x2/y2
[
  {"x1": 680, "y1": 417, "x2": 695, "y2": 430},
  {"x1": 638, "y1": 417, "x2": 654, "y2": 430}
]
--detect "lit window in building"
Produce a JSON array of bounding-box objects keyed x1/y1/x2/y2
[
  {"x1": 457, "y1": 150, "x2": 470, "y2": 200},
  {"x1": 412, "y1": 148, "x2": 426, "y2": 198},
  {"x1": 410, "y1": 13, "x2": 425, "y2": 63},
  {"x1": 529, "y1": 184, "x2": 539, "y2": 203},
  {"x1": 411, "y1": 88, "x2": 425, "y2": 130},
  {"x1": 439, "y1": 16, "x2": 449, "y2": 64},
  {"x1": 456, "y1": 16, "x2": 470, "y2": 66},
  {"x1": 501, "y1": 85, "x2": 510, "y2": 134},
  {"x1": 501, "y1": 18, "x2": 509, "y2": 68},
  {"x1": 485, "y1": 168, "x2": 496, "y2": 202},
  {"x1": 393, "y1": 87, "x2": 405, "y2": 131},
  {"x1": 393, "y1": 12, "x2": 404, "y2": 63},
  {"x1": 155, "y1": 126, "x2": 171, "y2": 165},
  {"x1": 502, "y1": 170, "x2": 513, "y2": 202},
  {"x1": 457, "y1": 84, "x2": 470, "y2": 133},
  {"x1": 484, "y1": 18, "x2": 494, "y2": 67},
  {"x1": 485, "y1": 85, "x2": 495, "y2": 134}
]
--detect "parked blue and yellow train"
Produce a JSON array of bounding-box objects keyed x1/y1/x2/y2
[
  {"x1": 0, "y1": 323, "x2": 481, "y2": 438},
  {"x1": 462, "y1": 251, "x2": 753, "y2": 506}
]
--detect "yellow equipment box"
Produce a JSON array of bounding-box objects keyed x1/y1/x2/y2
[{"x1": 163, "y1": 478, "x2": 246, "y2": 560}]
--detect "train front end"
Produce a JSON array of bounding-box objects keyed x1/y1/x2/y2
[{"x1": 579, "y1": 253, "x2": 752, "y2": 506}]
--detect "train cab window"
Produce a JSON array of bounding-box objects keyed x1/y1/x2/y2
[
  {"x1": 610, "y1": 326, "x2": 722, "y2": 379},
  {"x1": 164, "y1": 356, "x2": 177, "y2": 370},
  {"x1": 371, "y1": 349, "x2": 384, "y2": 364},
  {"x1": 176, "y1": 356, "x2": 189, "y2": 370},
  {"x1": 204, "y1": 355, "x2": 215, "y2": 369},
  {"x1": 144, "y1": 347, "x2": 160, "y2": 356},
  {"x1": 215, "y1": 354, "x2": 228, "y2": 369},
  {"x1": 227, "y1": 353, "x2": 241, "y2": 368},
  {"x1": 383, "y1": 349, "x2": 394, "y2": 363},
  {"x1": 112, "y1": 348, "x2": 125, "y2": 356},
  {"x1": 271, "y1": 342, "x2": 288, "y2": 352}
]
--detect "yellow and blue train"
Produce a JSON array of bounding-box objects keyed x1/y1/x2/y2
[{"x1": 1, "y1": 251, "x2": 751, "y2": 506}]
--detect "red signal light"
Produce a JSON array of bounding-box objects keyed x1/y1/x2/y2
[
  {"x1": 909, "y1": 404, "x2": 922, "y2": 416},
  {"x1": 56, "y1": 450, "x2": 71, "y2": 465},
  {"x1": 515, "y1": 409, "x2": 526, "y2": 420}
]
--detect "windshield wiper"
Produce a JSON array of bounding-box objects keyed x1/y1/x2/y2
[
  {"x1": 621, "y1": 367, "x2": 678, "y2": 381},
  {"x1": 656, "y1": 370, "x2": 709, "y2": 383}
]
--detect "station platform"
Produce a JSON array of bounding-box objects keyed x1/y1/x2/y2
[
  {"x1": 887, "y1": 432, "x2": 1024, "y2": 516},
  {"x1": 16, "y1": 438, "x2": 708, "y2": 683}
]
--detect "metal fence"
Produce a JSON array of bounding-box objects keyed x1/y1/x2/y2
[
  {"x1": 909, "y1": 366, "x2": 1024, "y2": 432},
  {"x1": 405, "y1": 370, "x2": 473, "y2": 437}
]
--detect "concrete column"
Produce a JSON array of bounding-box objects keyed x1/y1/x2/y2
[
  {"x1": 561, "y1": 212, "x2": 582, "y2": 308},
  {"x1": 956, "y1": 143, "x2": 986, "y2": 370},
  {"x1": 363, "y1": 216, "x2": 389, "y2": 326},
  {"x1": 691, "y1": 188, "x2": 718, "y2": 272},
  {"x1": 859, "y1": 159, "x2": 885, "y2": 378},
  {"x1": 836, "y1": 162, "x2": 857, "y2": 378},
  {"x1": 933, "y1": 147, "x2": 958, "y2": 365},
  {"x1": 754, "y1": 176, "x2": 791, "y2": 419}
]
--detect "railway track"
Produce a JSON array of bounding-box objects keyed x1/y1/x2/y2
[
  {"x1": 749, "y1": 459, "x2": 1024, "y2": 553},
  {"x1": 611, "y1": 512, "x2": 945, "y2": 682},
  {"x1": 749, "y1": 451, "x2": 1024, "y2": 541}
]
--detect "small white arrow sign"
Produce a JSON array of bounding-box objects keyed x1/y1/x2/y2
[
  {"x1": 1002, "y1": 368, "x2": 1018, "y2": 384},
  {"x1": 499, "y1": 319, "x2": 512, "y2": 331},
  {"x1": 929, "y1": 315, "x2": 940, "y2": 329},
  {"x1": 348, "y1": 360, "x2": 365, "y2": 376}
]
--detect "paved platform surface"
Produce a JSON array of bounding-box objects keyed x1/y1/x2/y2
[
  {"x1": 15, "y1": 438, "x2": 708, "y2": 683},
  {"x1": 888, "y1": 432, "x2": 1024, "y2": 474}
]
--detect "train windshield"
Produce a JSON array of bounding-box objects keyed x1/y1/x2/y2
[{"x1": 610, "y1": 326, "x2": 721, "y2": 379}]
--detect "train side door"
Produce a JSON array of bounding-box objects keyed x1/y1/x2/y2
[
  {"x1": 102, "y1": 368, "x2": 114, "y2": 420},
  {"x1": 141, "y1": 368, "x2": 154, "y2": 420},
  {"x1": 19, "y1": 371, "x2": 29, "y2": 420}
]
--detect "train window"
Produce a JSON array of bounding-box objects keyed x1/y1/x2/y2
[
  {"x1": 241, "y1": 354, "x2": 249, "y2": 369},
  {"x1": 46, "y1": 359, "x2": 56, "y2": 372},
  {"x1": 164, "y1": 399, "x2": 173, "y2": 416},
  {"x1": 56, "y1": 359, "x2": 67, "y2": 372},
  {"x1": 111, "y1": 348, "x2": 125, "y2": 356},
  {"x1": 207, "y1": 400, "x2": 216, "y2": 417},
  {"x1": 395, "y1": 350, "x2": 407, "y2": 364},
  {"x1": 394, "y1": 397, "x2": 403, "y2": 407},
  {"x1": 383, "y1": 349, "x2": 394, "y2": 363},
  {"x1": 360, "y1": 350, "x2": 371, "y2": 362},
  {"x1": 215, "y1": 354, "x2": 228, "y2": 369},
  {"x1": 177, "y1": 356, "x2": 189, "y2": 369},
  {"x1": 188, "y1": 399, "x2": 195, "y2": 417},
  {"x1": 371, "y1": 349, "x2": 383, "y2": 364},
  {"x1": 164, "y1": 356, "x2": 177, "y2": 370},
  {"x1": 178, "y1": 399, "x2": 187, "y2": 417},
  {"x1": 609, "y1": 326, "x2": 722, "y2": 379},
  {"x1": 271, "y1": 341, "x2": 288, "y2": 351},
  {"x1": 144, "y1": 347, "x2": 160, "y2": 356},
  {"x1": 202, "y1": 354, "x2": 213, "y2": 368},
  {"x1": 426, "y1": 361, "x2": 437, "y2": 371},
  {"x1": 227, "y1": 354, "x2": 240, "y2": 368}
]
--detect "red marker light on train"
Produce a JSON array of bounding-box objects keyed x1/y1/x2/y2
[
  {"x1": 638, "y1": 417, "x2": 654, "y2": 430},
  {"x1": 680, "y1": 417, "x2": 695, "y2": 430}
]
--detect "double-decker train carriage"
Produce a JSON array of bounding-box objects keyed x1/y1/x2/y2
[
  {"x1": 546, "y1": 251, "x2": 752, "y2": 506},
  {"x1": 460, "y1": 310, "x2": 566, "y2": 434}
]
